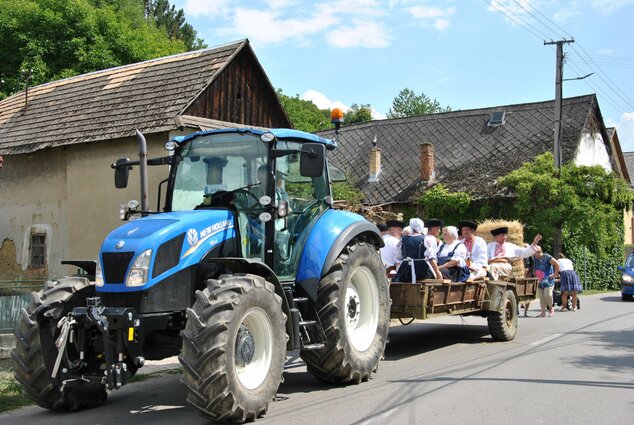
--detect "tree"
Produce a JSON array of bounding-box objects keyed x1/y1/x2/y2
[
  {"x1": 0, "y1": 0, "x2": 197, "y2": 100},
  {"x1": 144, "y1": 0, "x2": 205, "y2": 50},
  {"x1": 499, "y1": 152, "x2": 632, "y2": 256},
  {"x1": 345, "y1": 103, "x2": 373, "y2": 124},
  {"x1": 276, "y1": 89, "x2": 331, "y2": 132},
  {"x1": 387, "y1": 88, "x2": 451, "y2": 118}
]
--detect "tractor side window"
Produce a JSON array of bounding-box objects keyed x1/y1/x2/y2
[{"x1": 274, "y1": 142, "x2": 330, "y2": 279}]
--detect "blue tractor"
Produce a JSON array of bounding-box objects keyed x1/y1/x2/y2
[{"x1": 12, "y1": 125, "x2": 390, "y2": 422}]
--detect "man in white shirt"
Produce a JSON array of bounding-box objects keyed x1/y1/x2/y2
[
  {"x1": 487, "y1": 226, "x2": 542, "y2": 280},
  {"x1": 459, "y1": 220, "x2": 488, "y2": 281},
  {"x1": 381, "y1": 220, "x2": 404, "y2": 275}
]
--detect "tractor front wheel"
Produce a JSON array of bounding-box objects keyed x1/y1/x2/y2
[
  {"x1": 11, "y1": 277, "x2": 107, "y2": 410},
  {"x1": 179, "y1": 274, "x2": 287, "y2": 423}
]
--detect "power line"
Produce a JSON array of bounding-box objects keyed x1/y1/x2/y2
[{"x1": 482, "y1": 0, "x2": 551, "y2": 42}]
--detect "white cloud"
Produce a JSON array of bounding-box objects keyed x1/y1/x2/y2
[
  {"x1": 608, "y1": 113, "x2": 634, "y2": 152},
  {"x1": 591, "y1": 0, "x2": 634, "y2": 14},
  {"x1": 598, "y1": 48, "x2": 615, "y2": 55},
  {"x1": 408, "y1": 5, "x2": 455, "y2": 30},
  {"x1": 221, "y1": 7, "x2": 338, "y2": 46},
  {"x1": 325, "y1": 20, "x2": 390, "y2": 48},
  {"x1": 301, "y1": 90, "x2": 348, "y2": 111},
  {"x1": 300, "y1": 89, "x2": 386, "y2": 120},
  {"x1": 183, "y1": 0, "x2": 231, "y2": 17}
]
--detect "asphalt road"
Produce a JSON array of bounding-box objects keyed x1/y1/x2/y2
[{"x1": 2, "y1": 292, "x2": 632, "y2": 425}]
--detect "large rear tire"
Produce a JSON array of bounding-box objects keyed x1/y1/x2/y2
[
  {"x1": 179, "y1": 274, "x2": 287, "y2": 423},
  {"x1": 487, "y1": 289, "x2": 518, "y2": 342},
  {"x1": 11, "y1": 277, "x2": 107, "y2": 410},
  {"x1": 300, "y1": 240, "x2": 390, "y2": 383}
]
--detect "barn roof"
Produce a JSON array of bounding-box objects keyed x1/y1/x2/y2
[{"x1": 0, "y1": 40, "x2": 249, "y2": 155}]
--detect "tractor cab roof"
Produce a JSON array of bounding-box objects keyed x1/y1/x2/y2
[{"x1": 172, "y1": 128, "x2": 337, "y2": 150}]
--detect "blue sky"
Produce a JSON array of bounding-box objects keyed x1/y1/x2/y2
[{"x1": 171, "y1": 0, "x2": 634, "y2": 151}]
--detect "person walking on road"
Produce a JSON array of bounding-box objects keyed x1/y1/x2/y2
[
  {"x1": 557, "y1": 253, "x2": 582, "y2": 311},
  {"x1": 533, "y1": 246, "x2": 560, "y2": 317}
]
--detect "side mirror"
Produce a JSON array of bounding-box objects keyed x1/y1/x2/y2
[
  {"x1": 617, "y1": 266, "x2": 624, "y2": 272},
  {"x1": 300, "y1": 143, "x2": 325, "y2": 177},
  {"x1": 114, "y1": 158, "x2": 130, "y2": 189}
]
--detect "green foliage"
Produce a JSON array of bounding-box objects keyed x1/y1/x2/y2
[
  {"x1": 563, "y1": 235, "x2": 622, "y2": 291},
  {"x1": 276, "y1": 89, "x2": 331, "y2": 132},
  {"x1": 144, "y1": 0, "x2": 205, "y2": 50},
  {"x1": 332, "y1": 182, "x2": 364, "y2": 205},
  {"x1": 416, "y1": 184, "x2": 471, "y2": 224},
  {"x1": 387, "y1": 88, "x2": 451, "y2": 118},
  {"x1": 345, "y1": 103, "x2": 373, "y2": 124},
  {"x1": 0, "y1": 0, "x2": 195, "y2": 99},
  {"x1": 498, "y1": 152, "x2": 632, "y2": 256},
  {"x1": 499, "y1": 152, "x2": 631, "y2": 289},
  {"x1": 0, "y1": 370, "x2": 31, "y2": 412}
]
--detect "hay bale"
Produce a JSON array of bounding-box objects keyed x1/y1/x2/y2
[
  {"x1": 475, "y1": 219, "x2": 525, "y2": 245},
  {"x1": 475, "y1": 219, "x2": 528, "y2": 279}
]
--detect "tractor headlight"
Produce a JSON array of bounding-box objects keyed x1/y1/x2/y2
[
  {"x1": 622, "y1": 273, "x2": 634, "y2": 283},
  {"x1": 126, "y1": 249, "x2": 152, "y2": 287},
  {"x1": 95, "y1": 260, "x2": 104, "y2": 287}
]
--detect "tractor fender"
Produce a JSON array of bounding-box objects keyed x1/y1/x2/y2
[{"x1": 297, "y1": 209, "x2": 383, "y2": 286}]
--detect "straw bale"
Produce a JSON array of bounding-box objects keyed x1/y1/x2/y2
[
  {"x1": 475, "y1": 219, "x2": 528, "y2": 279},
  {"x1": 475, "y1": 219, "x2": 525, "y2": 245}
]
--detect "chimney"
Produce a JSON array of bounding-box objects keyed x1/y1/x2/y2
[
  {"x1": 368, "y1": 147, "x2": 381, "y2": 182},
  {"x1": 420, "y1": 143, "x2": 435, "y2": 182}
]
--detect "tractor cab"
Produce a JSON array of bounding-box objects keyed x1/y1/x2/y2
[{"x1": 166, "y1": 128, "x2": 333, "y2": 279}]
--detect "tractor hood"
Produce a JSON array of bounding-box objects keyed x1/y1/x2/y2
[{"x1": 98, "y1": 210, "x2": 236, "y2": 292}]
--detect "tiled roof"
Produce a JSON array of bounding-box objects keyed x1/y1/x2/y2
[
  {"x1": 623, "y1": 152, "x2": 634, "y2": 183},
  {"x1": 0, "y1": 40, "x2": 248, "y2": 155},
  {"x1": 320, "y1": 94, "x2": 607, "y2": 204}
]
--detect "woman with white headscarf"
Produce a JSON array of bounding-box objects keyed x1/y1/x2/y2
[{"x1": 394, "y1": 218, "x2": 439, "y2": 282}]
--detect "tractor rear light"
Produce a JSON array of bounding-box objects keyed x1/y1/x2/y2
[
  {"x1": 126, "y1": 249, "x2": 152, "y2": 287},
  {"x1": 95, "y1": 260, "x2": 104, "y2": 287}
]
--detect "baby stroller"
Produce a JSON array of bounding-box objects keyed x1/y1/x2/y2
[{"x1": 553, "y1": 278, "x2": 581, "y2": 310}]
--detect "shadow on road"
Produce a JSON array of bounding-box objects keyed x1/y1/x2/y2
[
  {"x1": 599, "y1": 295, "x2": 626, "y2": 302},
  {"x1": 385, "y1": 322, "x2": 491, "y2": 361},
  {"x1": 567, "y1": 328, "x2": 634, "y2": 373}
]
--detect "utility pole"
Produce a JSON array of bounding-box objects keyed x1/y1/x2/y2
[{"x1": 544, "y1": 38, "x2": 574, "y2": 256}]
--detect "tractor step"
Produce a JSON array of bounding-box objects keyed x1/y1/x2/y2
[{"x1": 301, "y1": 343, "x2": 325, "y2": 350}]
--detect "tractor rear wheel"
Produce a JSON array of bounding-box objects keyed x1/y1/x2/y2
[
  {"x1": 487, "y1": 289, "x2": 518, "y2": 341},
  {"x1": 301, "y1": 240, "x2": 390, "y2": 383},
  {"x1": 11, "y1": 277, "x2": 107, "y2": 410},
  {"x1": 179, "y1": 274, "x2": 286, "y2": 423}
]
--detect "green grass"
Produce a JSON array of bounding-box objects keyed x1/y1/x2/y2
[{"x1": 0, "y1": 370, "x2": 31, "y2": 413}]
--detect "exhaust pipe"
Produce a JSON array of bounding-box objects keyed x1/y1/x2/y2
[{"x1": 135, "y1": 129, "x2": 149, "y2": 214}]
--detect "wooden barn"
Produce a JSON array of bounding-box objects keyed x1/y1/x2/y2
[{"x1": 0, "y1": 39, "x2": 290, "y2": 278}]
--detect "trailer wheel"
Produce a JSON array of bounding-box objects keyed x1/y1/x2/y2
[
  {"x1": 487, "y1": 289, "x2": 517, "y2": 342},
  {"x1": 11, "y1": 277, "x2": 107, "y2": 410},
  {"x1": 301, "y1": 240, "x2": 390, "y2": 383},
  {"x1": 179, "y1": 274, "x2": 286, "y2": 423}
]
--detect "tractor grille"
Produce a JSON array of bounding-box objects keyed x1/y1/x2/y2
[
  {"x1": 153, "y1": 233, "x2": 185, "y2": 278},
  {"x1": 102, "y1": 252, "x2": 134, "y2": 284}
]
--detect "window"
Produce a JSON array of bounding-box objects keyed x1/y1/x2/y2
[
  {"x1": 488, "y1": 111, "x2": 506, "y2": 127},
  {"x1": 30, "y1": 233, "x2": 46, "y2": 268}
]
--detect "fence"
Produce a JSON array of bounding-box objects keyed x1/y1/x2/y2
[{"x1": 0, "y1": 279, "x2": 46, "y2": 333}]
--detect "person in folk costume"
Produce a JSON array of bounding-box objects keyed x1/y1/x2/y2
[
  {"x1": 394, "y1": 218, "x2": 439, "y2": 282},
  {"x1": 459, "y1": 220, "x2": 488, "y2": 281},
  {"x1": 423, "y1": 218, "x2": 444, "y2": 279},
  {"x1": 436, "y1": 226, "x2": 470, "y2": 282},
  {"x1": 486, "y1": 226, "x2": 542, "y2": 280},
  {"x1": 557, "y1": 252, "x2": 582, "y2": 311},
  {"x1": 380, "y1": 220, "x2": 405, "y2": 276}
]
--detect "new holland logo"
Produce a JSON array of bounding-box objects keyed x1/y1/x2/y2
[{"x1": 187, "y1": 228, "x2": 199, "y2": 247}]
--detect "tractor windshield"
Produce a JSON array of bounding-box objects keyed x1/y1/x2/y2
[{"x1": 170, "y1": 132, "x2": 269, "y2": 211}]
